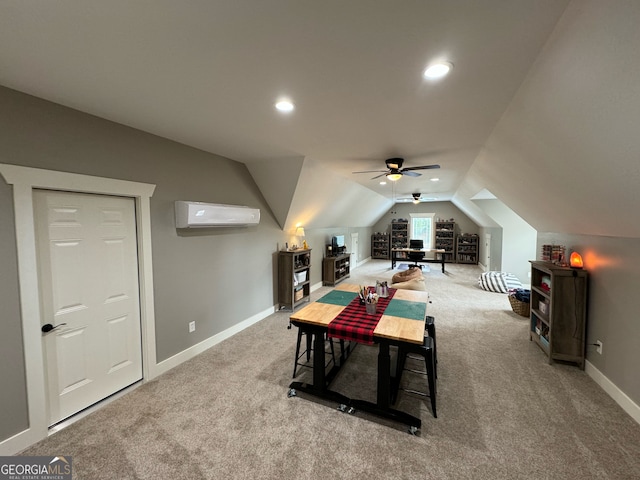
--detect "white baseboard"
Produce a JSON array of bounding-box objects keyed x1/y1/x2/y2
[
  {"x1": 585, "y1": 360, "x2": 640, "y2": 425},
  {"x1": 152, "y1": 304, "x2": 275, "y2": 378},
  {"x1": 357, "y1": 256, "x2": 371, "y2": 266}
]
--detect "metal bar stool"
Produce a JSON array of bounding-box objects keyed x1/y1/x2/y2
[
  {"x1": 291, "y1": 325, "x2": 336, "y2": 378},
  {"x1": 394, "y1": 333, "x2": 437, "y2": 418},
  {"x1": 406, "y1": 315, "x2": 437, "y2": 378}
]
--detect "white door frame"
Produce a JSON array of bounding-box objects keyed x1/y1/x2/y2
[
  {"x1": 0, "y1": 164, "x2": 157, "y2": 455},
  {"x1": 350, "y1": 233, "x2": 358, "y2": 269}
]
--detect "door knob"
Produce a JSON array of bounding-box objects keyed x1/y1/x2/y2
[{"x1": 41, "y1": 323, "x2": 67, "y2": 333}]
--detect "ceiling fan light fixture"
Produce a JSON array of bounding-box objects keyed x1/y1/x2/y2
[
  {"x1": 386, "y1": 172, "x2": 402, "y2": 181},
  {"x1": 275, "y1": 99, "x2": 295, "y2": 112},
  {"x1": 423, "y1": 62, "x2": 453, "y2": 79}
]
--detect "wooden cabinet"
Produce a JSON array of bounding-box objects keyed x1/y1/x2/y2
[
  {"x1": 322, "y1": 253, "x2": 351, "y2": 286},
  {"x1": 391, "y1": 220, "x2": 409, "y2": 249},
  {"x1": 435, "y1": 221, "x2": 456, "y2": 263},
  {"x1": 529, "y1": 261, "x2": 588, "y2": 369},
  {"x1": 456, "y1": 234, "x2": 479, "y2": 264},
  {"x1": 278, "y1": 249, "x2": 312, "y2": 311},
  {"x1": 371, "y1": 232, "x2": 390, "y2": 259}
]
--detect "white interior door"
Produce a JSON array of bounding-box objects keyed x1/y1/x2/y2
[
  {"x1": 34, "y1": 190, "x2": 143, "y2": 426},
  {"x1": 350, "y1": 233, "x2": 359, "y2": 268},
  {"x1": 483, "y1": 233, "x2": 492, "y2": 271}
]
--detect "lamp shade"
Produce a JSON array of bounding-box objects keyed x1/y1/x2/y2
[
  {"x1": 295, "y1": 227, "x2": 305, "y2": 237},
  {"x1": 570, "y1": 251, "x2": 583, "y2": 268},
  {"x1": 386, "y1": 172, "x2": 402, "y2": 181}
]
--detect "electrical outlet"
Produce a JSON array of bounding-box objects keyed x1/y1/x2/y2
[
  {"x1": 189, "y1": 321, "x2": 196, "y2": 333},
  {"x1": 595, "y1": 340, "x2": 603, "y2": 354}
]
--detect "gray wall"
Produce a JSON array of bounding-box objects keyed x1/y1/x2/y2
[
  {"x1": 276, "y1": 226, "x2": 373, "y2": 289},
  {"x1": 474, "y1": 198, "x2": 536, "y2": 283},
  {"x1": 0, "y1": 176, "x2": 28, "y2": 440},
  {"x1": 537, "y1": 232, "x2": 640, "y2": 406},
  {"x1": 0, "y1": 87, "x2": 287, "y2": 442},
  {"x1": 373, "y1": 200, "x2": 480, "y2": 245},
  {"x1": 371, "y1": 201, "x2": 480, "y2": 264}
]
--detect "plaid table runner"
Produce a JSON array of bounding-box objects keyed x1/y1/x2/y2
[{"x1": 327, "y1": 287, "x2": 397, "y2": 345}]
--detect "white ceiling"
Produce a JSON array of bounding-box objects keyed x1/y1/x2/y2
[{"x1": 0, "y1": 1, "x2": 570, "y2": 206}]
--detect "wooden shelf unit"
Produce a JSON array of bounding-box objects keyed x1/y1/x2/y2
[
  {"x1": 278, "y1": 249, "x2": 312, "y2": 311},
  {"x1": 435, "y1": 221, "x2": 456, "y2": 263},
  {"x1": 391, "y1": 219, "x2": 409, "y2": 249},
  {"x1": 371, "y1": 232, "x2": 390, "y2": 259},
  {"x1": 529, "y1": 261, "x2": 588, "y2": 369},
  {"x1": 322, "y1": 253, "x2": 351, "y2": 286},
  {"x1": 456, "y1": 234, "x2": 479, "y2": 264}
]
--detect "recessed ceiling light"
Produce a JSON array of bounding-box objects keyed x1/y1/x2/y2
[
  {"x1": 430, "y1": 177, "x2": 440, "y2": 182},
  {"x1": 379, "y1": 181, "x2": 387, "y2": 185},
  {"x1": 275, "y1": 100, "x2": 295, "y2": 113},
  {"x1": 423, "y1": 62, "x2": 453, "y2": 79}
]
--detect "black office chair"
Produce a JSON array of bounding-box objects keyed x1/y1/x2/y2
[{"x1": 408, "y1": 239, "x2": 424, "y2": 269}]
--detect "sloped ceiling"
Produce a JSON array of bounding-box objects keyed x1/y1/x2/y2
[
  {"x1": 0, "y1": 1, "x2": 572, "y2": 231},
  {"x1": 2, "y1": 1, "x2": 638, "y2": 237},
  {"x1": 245, "y1": 157, "x2": 304, "y2": 229},
  {"x1": 460, "y1": 0, "x2": 640, "y2": 238}
]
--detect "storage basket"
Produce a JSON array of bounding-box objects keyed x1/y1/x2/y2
[{"x1": 508, "y1": 294, "x2": 530, "y2": 317}]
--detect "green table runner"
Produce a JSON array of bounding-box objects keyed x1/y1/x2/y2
[
  {"x1": 383, "y1": 299, "x2": 427, "y2": 321},
  {"x1": 317, "y1": 290, "x2": 358, "y2": 306}
]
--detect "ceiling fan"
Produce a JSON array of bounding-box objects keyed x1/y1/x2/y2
[
  {"x1": 396, "y1": 192, "x2": 437, "y2": 204},
  {"x1": 352, "y1": 157, "x2": 440, "y2": 181}
]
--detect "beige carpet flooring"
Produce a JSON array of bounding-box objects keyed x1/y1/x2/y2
[{"x1": 21, "y1": 261, "x2": 640, "y2": 479}]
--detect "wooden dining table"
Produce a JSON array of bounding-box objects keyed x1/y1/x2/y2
[{"x1": 287, "y1": 283, "x2": 430, "y2": 432}]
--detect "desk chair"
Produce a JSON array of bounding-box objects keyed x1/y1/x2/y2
[{"x1": 408, "y1": 239, "x2": 425, "y2": 269}]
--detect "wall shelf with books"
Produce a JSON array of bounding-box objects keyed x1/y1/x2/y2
[
  {"x1": 371, "y1": 232, "x2": 390, "y2": 259},
  {"x1": 391, "y1": 219, "x2": 409, "y2": 249},
  {"x1": 435, "y1": 221, "x2": 456, "y2": 263},
  {"x1": 456, "y1": 234, "x2": 479, "y2": 264}
]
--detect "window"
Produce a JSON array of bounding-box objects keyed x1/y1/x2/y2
[{"x1": 409, "y1": 213, "x2": 434, "y2": 249}]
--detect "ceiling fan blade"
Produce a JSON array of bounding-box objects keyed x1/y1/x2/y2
[
  {"x1": 401, "y1": 164, "x2": 441, "y2": 172},
  {"x1": 403, "y1": 171, "x2": 421, "y2": 177},
  {"x1": 352, "y1": 169, "x2": 387, "y2": 174},
  {"x1": 370, "y1": 172, "x2": 388, "y2": 179}
]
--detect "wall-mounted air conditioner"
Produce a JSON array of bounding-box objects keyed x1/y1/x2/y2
[{"x1": 175, "y1": 201, "x2": 260, "y2": 228}]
